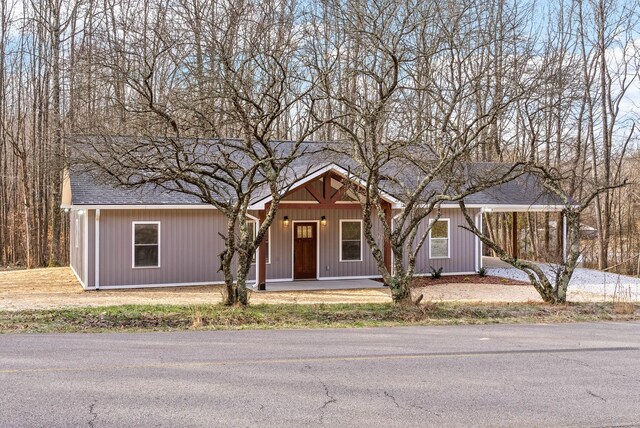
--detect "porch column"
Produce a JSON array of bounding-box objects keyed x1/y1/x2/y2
[
  {"x1": 479, "y1": 211, "x2": 484, "y2": 270},
  {"x1": 474, "y1": 212, "x2": 480, "y2": 272},
  {"x1": 383, "y1": 203, "x2": 392, "y2": 274},
  {"x1": 258, "y1": 210, "x2": 267, "y2": 290},
  {"x1": 511, "y1": 212, "x2": 518, "y2": 259}
]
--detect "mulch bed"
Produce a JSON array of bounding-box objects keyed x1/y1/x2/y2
[
  {"x1": 412, "y1": 274, "x2": 529, "y2": 287},
  {"x1": 373, "y1": 274, "x2": 529, "y2": 286}
]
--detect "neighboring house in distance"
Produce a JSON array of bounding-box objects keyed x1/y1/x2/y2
[{"x1": 62, "y1": 158, "x2": 566, "y2": 290}]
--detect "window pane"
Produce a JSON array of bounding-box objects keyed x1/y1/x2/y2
[
  {"x1": 135, "y1": 224, "x2": 158, "y2": 245},
  {"x1": 342, "y1": 241, "x2": 361, "y2": 261},
  {"x1": 296, "y1": 225, "x2": 313, "y2": 239},
  {"x1": 135, "y1": 245, "x2": 158, "y2": 267},
  {"x1": 431, "y1": 239, "x2": 448, "y2": 258},
  {"x1": 265, "y1": 233, "x2": 270, "y2": 264},
  {"x1": 431, "y1": 221, "x2": 448, "y2": 239},
  {"x1": 247, "y1": 222, "x2": 255, "y2": 241},
  {"x1": 342, "y1": 222, "x2": 361, "y2": 240}
]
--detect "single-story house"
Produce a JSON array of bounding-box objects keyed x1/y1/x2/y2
[{"x1": 62, "y1": 154, "x2": 566, "y2": 290}]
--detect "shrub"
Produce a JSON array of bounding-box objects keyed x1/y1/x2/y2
[
  {"x1": 430, "y1": 266, "x2": 443, "y2": 279},
  {"x1": 478, "y1": 267, "x2": 487, "y2": 277}
]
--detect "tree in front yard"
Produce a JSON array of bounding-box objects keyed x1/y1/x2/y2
[
  {"x1": 76, "y1": 0, "x2": 323, "y2": 305},
  {"x1": 311, "y1": 0, "x2": 538, "y2": 304},
  {"x1": 458, "y1": 163, "x2": 628, "y2": 304}
]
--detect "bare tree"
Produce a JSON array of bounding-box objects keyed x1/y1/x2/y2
[
  {"x1": 312, "y1": 0, "x2": 537, "y2": 304},
  {"x1": 459, "y1": 163, "x2": 628, "y2": 303},
  {"x1": 77, "y1": 0, "x2": 324, "y2": 305}
]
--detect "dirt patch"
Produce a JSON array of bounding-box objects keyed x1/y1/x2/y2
[
  {"x1": 0, "y1": 267, "x2": 606, "y2": 311},
  {"x1": 0, "y1": 268, "x2": 393, "y2": 310}
]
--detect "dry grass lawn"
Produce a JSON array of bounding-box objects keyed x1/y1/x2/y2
[{"x1": 0, "y1": 267, "x2": 605, "y2": 311}]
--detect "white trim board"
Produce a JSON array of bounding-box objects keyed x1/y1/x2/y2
[
  {"x1": 83, "y1": 210, "x2": 89, "y2": 287},
  {"x1": 413, "y1": 271, "x2": 478, "y2": 277},
  {"x1": 95, "y1": 209, "x2": 100, "y2": 290},
  {"x1": 70, "y1": 265, "x2": 88, "y2": 290},
  {"x1": 64, "y1": 204, "x2": 217, "y2": 210},
  {"x1": 317, "y1": 275, "x2": 381, "y2": 281},
  {"x1": 97, "y1": 280, "x2": 224, "y2": 290},
  {"x1": 472, "y1": 204, "x2": 566, "y2": 212},
  {"x1": 63, "y1": 201, "x2": 565, "y2": 213}
]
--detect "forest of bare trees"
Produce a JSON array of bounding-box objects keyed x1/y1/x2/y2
[{"x1": 1, "y1": 0, "x2": 639, "y2": 277}]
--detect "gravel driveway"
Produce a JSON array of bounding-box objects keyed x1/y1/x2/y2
[{"x1": 485, "y1": 257, "x2": 640, "y2": 301}]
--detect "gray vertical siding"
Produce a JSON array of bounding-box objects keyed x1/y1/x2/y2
[
  {"x1": 97, "y1": 209, "x2": 234, "y2": 287},
  {"x1": 404, "y1": 208, "x2": 480, "y2": 275},
  {"x1": 264, "y1": 208, "x2": 383, "y2": 280},
  {"x1": 87, "y1": 206, "x2": 479, "y2": 289}
]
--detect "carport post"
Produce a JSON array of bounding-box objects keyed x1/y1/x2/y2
[
  {"x1": 511, "y1": 212, "x2": 518, "y2": 259},
  {"x1": 95, "y1": 209, "x2": 100, "y2": 290},
  {"x1": 258, "y1": 210, "x2": 267, "y2": 290},
  {"x1": 562, "y1": 211, "x2": 567, "y2": 263}
]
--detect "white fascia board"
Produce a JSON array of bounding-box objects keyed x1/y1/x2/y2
[
  {"x1": 66, "y1": 204, "x2": 217, "y2": 210},
  {"x1": 434, "y1": 203, "x2": 567, "y2": 212},
  {"x1": 249, "y1": 163, "x2": 402, "y2": 209},
  {"x1": 473, "y1": 204, "x2": 566, "y2": 212}
]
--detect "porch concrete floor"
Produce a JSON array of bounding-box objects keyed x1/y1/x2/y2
[{"x1": 259, "y1": 278, "x2": 385, "y2": 292}]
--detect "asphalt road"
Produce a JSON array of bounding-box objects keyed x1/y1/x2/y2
[{"x1": 1, "y1": 322, "x2": 639, "y2": 427}]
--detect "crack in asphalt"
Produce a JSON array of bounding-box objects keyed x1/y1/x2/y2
[
  {"x1": 384, "y1": 391, "x2": 402, "y2": 409},
  {"x1": 554, "y1": 354, "x2": 640, "y2": 386},
  {"x1": 303, "y1": 365, "x2": 337, "y2": 426},
  {"x1": 88, "y1": 400, "x2": 98, "y2": 428},
  {"x1": 384, "y1": 391, "x2": 441, "y2": 417},
  {"x1": 411, "y1": 403, "x2": 442, "y2": 417},
  {"x1": 586, "y1": 390, "x2": 607, "y2": 402}
]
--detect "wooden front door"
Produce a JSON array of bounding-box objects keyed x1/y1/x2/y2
[{"x1": 294, "y1": 222, "x2": 317, "y2": 279}]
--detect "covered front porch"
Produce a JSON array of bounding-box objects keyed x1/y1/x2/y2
[{"x1": 250, "y1": 165, "x2": 395, "y2": 289}]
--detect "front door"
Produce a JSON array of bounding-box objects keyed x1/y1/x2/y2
[{"x1": 294, "y1": 222, "x2": 317, "y2": 279}]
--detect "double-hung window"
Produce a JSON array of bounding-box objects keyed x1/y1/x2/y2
[
  {"x1": 429, "y1": 219, "x2": 450, "y2": 259},
  {"x1": 340, "y1": 220, "x2": 363, "y2": 262},
  {"x1": 133, "y1": 222, "x2": 160, "y2": 268}
]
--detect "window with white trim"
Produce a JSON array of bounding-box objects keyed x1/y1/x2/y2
[
  {"x1": 429, "y1": 219, "x2": 450, "y2": 259},
  {"x1": 133, "y1": 222, "x2": 160, "y2": 268},
  {"x1": 340, "y1": 220, "x2": 362, "y2": 262}
]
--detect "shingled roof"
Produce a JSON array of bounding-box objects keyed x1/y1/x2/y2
[{"x1": 63, "y1": 138, "x2": 566, "y2": 211}]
